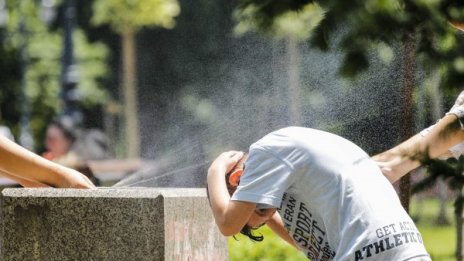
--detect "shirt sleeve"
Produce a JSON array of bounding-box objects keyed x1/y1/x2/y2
[{"x1": 231, "y1": 146, "x2": 294, "y2": 208}]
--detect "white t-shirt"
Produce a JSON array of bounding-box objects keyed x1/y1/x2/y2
[{"x1": 231, "y1": 127, "x2": 430, "y2": 261}]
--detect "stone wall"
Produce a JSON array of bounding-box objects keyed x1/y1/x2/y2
[{"x1": 0, "y1": 188, "x2": 228, "y2": 261}]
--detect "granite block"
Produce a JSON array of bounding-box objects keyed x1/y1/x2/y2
[{"x1": 0, "y1": 188, "x2": 227, "y2": 261}]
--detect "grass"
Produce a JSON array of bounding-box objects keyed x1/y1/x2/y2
[
  {"x1": 410, "y1": 197, "x2": 455, "y2": 261},
  {"x1": 229, "y1": 197, "x2": 456, "y2": 260},
  {"x1": 229, "y1": 226, "x2": 306, "y2": 261}
]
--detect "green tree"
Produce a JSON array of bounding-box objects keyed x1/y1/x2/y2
[
  {"x1": 1, "y1": 0, "x2": 109, "y2": 151},
  {"x1": 92, "y1": 0, "x2": 180, "y2": 158},
  {"x1": 234, "y1": 3, "x2": 324, "y2": 125}
]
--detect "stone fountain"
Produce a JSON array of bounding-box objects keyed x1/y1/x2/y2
[{"x1": 0, "y1": 188, "x2": 227, "y2": 261}]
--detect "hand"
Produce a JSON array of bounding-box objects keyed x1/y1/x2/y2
[
  {"x1": 58, "y1": 168, "x2": 96, "y2": 189},
  {"x1": 447, "y1": 90, "x2": 464, "y2": 127},
  {"x1": 208, "y1": 151, "x2": 244, "y2": 176}
]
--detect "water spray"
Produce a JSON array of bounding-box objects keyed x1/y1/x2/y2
[{"x1": 113, "y1": 161, "x2": 210, "y2": 187}]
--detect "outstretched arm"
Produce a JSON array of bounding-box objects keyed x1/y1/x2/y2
[
  {"x1": 0, "y1": 136, "x2": 95, "y2": 188},
  {"x1": 0, "y1": 170, "x2": 50, "y2": 187},
  {"x1": 207, "y1": 151, "x2": 256, "y2": 236},
  {"x1": 374, "y1": 90, "x2": 464, "y2": 183},
  {"x1": 266, "y1": 211, "x2": 298, "y2": 249},
  {"x1": 373, "y1": 114, "x2": 464, "y2": 183}
]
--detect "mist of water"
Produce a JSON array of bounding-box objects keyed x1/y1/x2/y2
[{"x1": 115, "y1": 26, "x2": 430, "y2": 188}]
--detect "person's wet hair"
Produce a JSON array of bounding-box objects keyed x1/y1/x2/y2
[{"x1": 239, "y1": 225, "x2": 264, "y2": 242}]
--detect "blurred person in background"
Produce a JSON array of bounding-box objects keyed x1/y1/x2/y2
[
  {"x1": 43, "y1": 117, "x2": 79, "y2": 164},
  {"x1": 43, "y1": 116, "x2": 107, "y2": 185}
]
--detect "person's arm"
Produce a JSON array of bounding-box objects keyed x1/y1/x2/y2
[
  {"x1": 0, "y1": 170, "x2": 50, "y2": 187},
  {"x1": 373, "y1": 114, "x2": 464, "y2": 183},
  {"x1": 207, "y1": 151, "x2": 256, "y2": 236},
  {"x1": 0, "y1": 136, "x2": 95, "y2": 188},
  {"x1": 266, "y1": 211, "x2": 298, "y2": 249}
]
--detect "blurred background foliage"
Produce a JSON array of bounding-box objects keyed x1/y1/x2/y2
[
  {"x1": 236, "y1": 0, "x2": 464, "y2": 82},
  {"x1": 91, "y1": 0, "x2": 180, "y2": 158},
  {"x1": 0, "y1": 0, "x2": 109, "y2": 151},
  {"x1": 3, "y1": 0, "x2": 462, "y2": 155},
  {"x1": 92, "y1": 0, "x2": 180, "y2": 32},
  {"x1": 234, "y1": 3, "x2": 325, "y2": 41}
]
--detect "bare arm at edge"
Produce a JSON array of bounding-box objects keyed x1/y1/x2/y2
[
  {"x1": 373, "y1": 114, "x2": 464, "y2": 183},
  {"x1": 0, "y1": 136, "x2": 95, "y2": 188},
  {"x1": 0, "y1": 170, "x2": 50, "y2": 187},
  {"x1": 266, "y1": 211, "x2": 298, "y2": 249}
]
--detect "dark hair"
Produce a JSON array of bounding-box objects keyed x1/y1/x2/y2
[
  {"x1": 239, "y1": 225, "x2": 264, "y2": 242},
  {"x1": 49, "y1": 116, "x2": 77, "y2": 142}
]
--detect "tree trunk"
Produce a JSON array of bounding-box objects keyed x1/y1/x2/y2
[
  {"x1": 457, "y1": 182, "x2": 464, "y2": 261},
  {"x1": 429, "y1": 71, "x2": 450, "y2": 225},
  {"x1": 122, "y1": 30, "x2": 140, "y2": 158},
  {"x1": 18, "y1": 1, "x2": 34, "y2": 150},
  {"x1": 399, "y1": 32, "x2": 415, "y2": 212},
  {"x1": 286, "y1": 38, "x2": 302, "y2": 126}
]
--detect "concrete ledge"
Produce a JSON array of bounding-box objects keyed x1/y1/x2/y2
[{"x1": 1, "y1": 188, "x2": 228, "y2": 261}]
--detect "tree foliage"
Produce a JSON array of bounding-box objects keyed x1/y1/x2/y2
[
  {"x1": 234, "y1": 2, "x2": 324, "y2": 41},
  {"x1": 91, "y1": 0, "x2": 180, "y2": 32},
  {"x1": 0, "y1": 0, "x2": 109, "y2": 150},
  {"x1": 414, "y1": 156, "x2": 464, "y2": 217},
  {"x1": 91, "y1": 0, "x2": 181, "y2": 157},
  {"x1": 235, "y1": 0, "x2": 464, "y2": 82}
]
